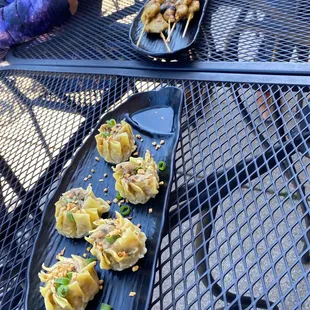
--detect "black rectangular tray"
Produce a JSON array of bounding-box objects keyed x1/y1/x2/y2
[
  {"x1": 25, "y1": 87, "x2": 184, "y2": 310},
  {"x1": 129, "y1": 0, "x2": 208, "y2": 58}
]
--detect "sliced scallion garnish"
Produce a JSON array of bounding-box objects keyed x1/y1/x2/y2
[
  {"x1": 115, "y1": 191, "x2": 122, "y2": 200},
  {"x1": 106, "y1": 234, "x2": 121, "y2": 244},
  {"x1": 101, "y1": 303, "x2": 113, "y2": 310},
  {"x1": 85, "y1": 258, "x2": 96, "y2": 265},
  {"x1": 119, "y1": 205, "x2": 131, "y2": 216},
  {"x1": 158, "y1": 161, "x2": 166, "y2": 171},
  {"x1": 101, "y1": 131, "x2": 110, "y2": 138},
  {"x1": 57, "y1": 285, "x2": 69, "y2": 298},
  {"x1": 67, "y1": 211, "x2": 74, "y2": 222},
  {"x1": 106, "y1": 119, "x2": 116, "y2": 128}
]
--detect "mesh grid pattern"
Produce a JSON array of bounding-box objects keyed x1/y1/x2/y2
[
  {"x1": 1, "y1": 70, "x2": 310, "y2": 309},
  {"x1": 9, "y1": 0, "x2": 310, "y2": 62}
]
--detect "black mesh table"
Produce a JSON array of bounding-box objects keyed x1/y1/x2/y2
[
  {"x1": 1, "y1": 66, "x2": 310, "y2": 309},
  {"x1": 4, "y1": 0, "x2": 310, "y2": 74}
]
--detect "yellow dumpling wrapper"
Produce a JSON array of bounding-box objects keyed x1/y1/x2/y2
[
  {"x1": 55, "y1": 185, "x2": 110, "y2": 238},
  {"x1": 85, "y1": 212, "x2": 147, "y2": 271},
  {"x1": 95, "y1": 119, "x2": 136, "y2": 164},
  {"x1": 39, "y1": 255, "x2": 100, "y2": 310},
  {"x1": 113, "y1": 150, "x2": 159, "y2": 204}
]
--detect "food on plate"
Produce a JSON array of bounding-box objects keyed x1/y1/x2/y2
[
  {"x1": 85, "y1": 212, "x2": 147, "y2": 271},
  {"x1": 136, "y1": 0, "x2": 201, "y2": 47},
  {"x1": 55, "y1": 185, "x2": 110, "y2": 238},
  {"x1": 137, "y1": 0, "x2": 171, "y2": 52},
  {"x1": 0, "y1": 0, "x2": 78, "y2": 49},
  {"x1": 113, "y1": 150, "x2": 159, "y2": 204},
  {"x1": 39, "y1": 255, "x2": 100, "y2": 310},
  {"x1": 95, "y1": 119, "x2": 136, "y2": 164},
  {"x1": 182, "y1": 0, "x2": 200, "y2": 37}
]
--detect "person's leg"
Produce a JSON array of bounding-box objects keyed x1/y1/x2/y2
[{"x1": 256, "y1": 90, "x2": 274, "y2": 120}]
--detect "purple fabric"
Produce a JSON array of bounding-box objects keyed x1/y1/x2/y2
[
  {"x1": 0, "y1": 9, "x2": 14, "y2": 48},
  {"x1": 0, "y1": 0, "x2": 72, "y2": 49}
]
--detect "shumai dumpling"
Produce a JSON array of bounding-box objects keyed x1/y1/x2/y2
[
  {"x1": 39, "y1": 255, "x2": 100, "y2": 310},
  {"x1": 113, "y1": 150, "x2": 159, "y2": 204},
  {"x1": 95, "y1": 119, "x2": 136, "y2": 164},
  {"x1": 85, "y1": 212, "x2": 147, "y2": 271},
  {"x1": 55, "y1": 185, "x2": 110, "y2": 238}
]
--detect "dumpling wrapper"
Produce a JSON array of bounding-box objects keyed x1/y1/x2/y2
[
  {"x1": 55, "y1": 185, "x2": 110, "y2": 238},
  {"x1": 85, "y1": 212, "x2": 147, "y2": 271},
  {"x1": 95, "y1": 119, "x2": 136, "y2": 164},
  {"x1": 39, "y1": 255, "x2": 100, "y2": 310},
  {"x1": 113, "y1": 150, "x2": 159, "y2": 204}
]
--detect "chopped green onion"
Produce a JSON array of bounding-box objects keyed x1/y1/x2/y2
[
  {"x1": 101, "y1": 303, "x2": 113, "y2": 310},
  {"x1": 119, "y1": 205, "x2": 131, "y2": 216},
  {"x1": 85, "y1": 258, "x2": 96, "y2": 265},
  {"x1": 133, "y1": 166, "x2": 142, "y2": 174},
  {"x1": 106, "y1": 119, "x2": 116, "y2": 128},
  {"x1": 115, "y1": 192, "x2": 122, "y2": 200},
  {"x1": 158, "y1": 161, "x2": 166, "y2": 171},
  {"x1": 67, "y1": 211, "x2": 74, "y2": 222},
  {"x1": 57, "y1": 285, "x2": 69, "y2": 298},
  {"x1": 67, "y1": 272, "x2": 73, "y2": 280},
  {"x1": 101, "y1": 131, "x2": 110, "y2": 138},
  {"x1": 106, "y1": 234, "x2": 121, "y2": 244},
  {"x1": 55, "y1": 277, "x2": 70, "y2": 287}
]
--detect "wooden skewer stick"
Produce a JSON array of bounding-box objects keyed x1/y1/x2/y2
[
  {"x1": 168, "y1": 19, "x2": 171, "y2": 36},
  {"x1": 182, "y1": 14, "x2": 193, "y2": 38},
  {"x1": 167, "y1": 22, "x2": 176, "y2": 42},
  {"x1": 137, "y1": 24, "x2": 146, "y2": 47},
  {"x1": 160, "y1": 32, "x2": 171, "y2": 53}
]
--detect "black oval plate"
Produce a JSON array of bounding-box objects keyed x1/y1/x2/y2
[
  {"x1": 129, "y1": 0, "x2": 208, "y2": 58},
  {"x1": 25, "y1": 87, "x2": 184, "y2": 310}
]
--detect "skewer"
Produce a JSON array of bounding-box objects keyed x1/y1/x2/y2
[
  {"x1": 137, "y1": 24, "x2": 146, "y2": 47},
  {"x1": 160, "y1": 32, "x2": 171, "y2": 53},
  {"x1": 168, "y1": 19, "x2": 171, "y2": 35},
  {"x1": 167, "y1": 22, "x2": 176, "y2": 42},
  {"x1": 182, "y1": 13, "x2": 192, "y2": 37}
]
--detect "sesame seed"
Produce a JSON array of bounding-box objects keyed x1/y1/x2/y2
[
  {"x1": 152, "y1": 142, "x2": 156, "y2": 146},
  {"x1": 141, "y1": 139, "x2": 144, "y2": 142},
  {"x1": 83, "y1": 253, "x2": 87, "y2": 258},
  {"x1": 137, "y1": 224, "x2": 141, "y2": 228},
  {"x1": 132, "y1": 265, "x2": 139, "y2": 272},
  {"x1": 127, "y1": 216, "x2": 132, "y2": 220},
  {"x1": 136, "y1": 134, "x2": 141, "y2": 139},
  {"x1": 95, "y1": 157, "x2": 100, "y2": 161},
  {"x1": 129, "y1": 292, "x2": 136, "y2": 297},
  {"x1": 107, "y1": 200, "x2": 111, "y2": 205},
  {"x1": 133, "y1": 152, "x2": 139, "y2": 156},
  {"x1": 88, "y1": 174, "x2": 92, "y2": 179},
  {"x1": 160, "y1": 140, "x2": 165, "y2": 145},
  {"x1": 91, "y1": 169, "x2": 95, "y2": 173},
  {"x1": 119, "y1": 199, "x2": 125, "y2": 204},
  {"x1": 104, "y1": 188, "x2": 108, "y2": 192},
  {"x1": 125, "y1": 199, "x2": 129, "y2": 203},
  {"x1": 149, "y1": 208, "x2": 153, "y2": 213},
  {"x1": 159, "y1": 181, "x2": 164, "y2": 185},
  {"x1": 99, "y1": 286, "x2": 103, "y2": 290},
  {"x1": 86, "y1": 247, "x2": 91, "y2": 252},
  {"x1": 84, "y1": 177, "x2": 88, "y2": 181},
  {"x1": 113, "y1": 198, "x2": 118, "y2": 204},
  {"x1": 99, "y1": 279, "x2": 104, "y2": 284},
  {"x1": 104, "y1": 173, "x2": 108, "y2": 177},
  {"x1": 99, "y1": 179, "x2": 104, "y2": 182},
  {"x1": 156, "y1": 145, "x2": 161, "y2": 150}
]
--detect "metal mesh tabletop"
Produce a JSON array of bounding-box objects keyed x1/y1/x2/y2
[
  {"x1": 1, "y1": 68, "x2": 310, "y2": 309},
  {"x1": 6, "y1": 0, "x2": 310, "y2": 67}
]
